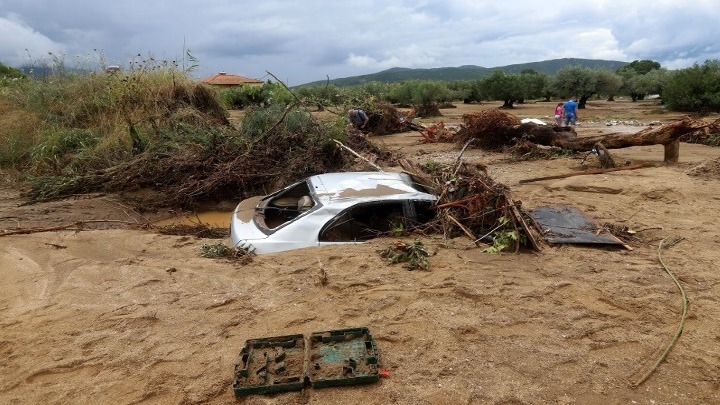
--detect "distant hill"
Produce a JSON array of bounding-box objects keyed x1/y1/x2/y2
[{"x1": 299, "y1": 58, "x2": 628, "y2": 87}]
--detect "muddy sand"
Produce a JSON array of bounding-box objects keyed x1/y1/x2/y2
[{"x1": 1, "y1": 100, "x2": 719, "y2": 404}]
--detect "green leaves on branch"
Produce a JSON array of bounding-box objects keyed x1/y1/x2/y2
[{"x1": 380, "y1": 240, "x2": 430, "y2": 271}]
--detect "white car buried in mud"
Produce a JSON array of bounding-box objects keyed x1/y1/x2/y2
[{"x1": 230, "y1": 172, "x2": 437, "y2": 254}]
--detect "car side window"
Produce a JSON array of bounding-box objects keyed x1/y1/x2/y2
[{"x1": 319, "y1": 202, "x2": 405, "y2": 242}]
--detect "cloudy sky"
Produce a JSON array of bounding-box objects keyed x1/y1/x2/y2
[{"x1": 1, "y1": 0, "x2": 719, "y2": 86}]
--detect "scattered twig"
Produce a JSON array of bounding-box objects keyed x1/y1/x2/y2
[
  {"x1": 635, "y1": 226, "x2": 663, "y2": 232},
  {"x1": 0, "y1": 220, "x2": 134, "y2": 237},
  {"x1": 44, "y1": 242, "x2": 67, "y2": 249}
]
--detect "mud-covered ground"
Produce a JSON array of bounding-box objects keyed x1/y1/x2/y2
[{"x1": 1, "y1": 100, "x2": 719, "y2": 404}]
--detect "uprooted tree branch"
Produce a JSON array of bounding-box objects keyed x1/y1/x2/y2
[
  {"x1": 451, "y1": 110, "x2": 709, "y2": 163},
  {"x1": 544, "y1": 117, "x2": 708, "y2": 162}
]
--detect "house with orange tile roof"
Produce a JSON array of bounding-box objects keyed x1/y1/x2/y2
[{"x1": 200, "y1": 72, "x2": 263, "y2": 87}]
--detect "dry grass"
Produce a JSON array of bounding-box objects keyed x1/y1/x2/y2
[{"x1": 0, "y1": 98, "x2": 42, "y2": 166}]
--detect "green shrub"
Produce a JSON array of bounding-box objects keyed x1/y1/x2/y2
[
  {"x1": 219, "y1": 82, "x2": 294, "y2": 109},
  {"x1": 663, "y1": 60, "x2": 720, "y2": 112},
  {"x1": 239, "y1": 104, "x2": 322, "y2": 141}
]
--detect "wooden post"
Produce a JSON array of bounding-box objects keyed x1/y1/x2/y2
[{"x1": 664, "y1": 139, "x2": 680, "y2": 163}]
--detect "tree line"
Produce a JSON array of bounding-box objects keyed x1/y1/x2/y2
[
  {"x1": 290, "y1": 59, "x2": 720, "y2": 115},
  {"x1": 2, "y1": 58, "x2": 719, "y2": 115}
]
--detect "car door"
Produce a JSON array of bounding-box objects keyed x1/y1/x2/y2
[{"x1": 318, "y1": 201, "x2": 406, "y2": 245}]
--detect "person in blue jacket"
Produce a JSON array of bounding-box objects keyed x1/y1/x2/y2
[{"x1": 563, "y1": 97, "x2": 579, "y2": 126}]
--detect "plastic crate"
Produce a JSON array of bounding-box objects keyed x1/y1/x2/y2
[
  {"x1": 232, "y1": 334, "x2": 306, "y2": 396},
  {"x1": 307, "y1": 327, "x2": 380, "y2": 388}
]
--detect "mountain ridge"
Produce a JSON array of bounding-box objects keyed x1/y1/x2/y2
[{"x1": 299, "y1": 58, "x2": 628, "y2": 87}]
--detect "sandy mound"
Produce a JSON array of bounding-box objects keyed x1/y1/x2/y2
[{"x1": 686, "y1": 157, "x2": 720, "y2": 180}]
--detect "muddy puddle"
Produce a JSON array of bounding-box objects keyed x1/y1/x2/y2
[{"x1": 154, "y1": 210, "x2": 232, "y2": 228}]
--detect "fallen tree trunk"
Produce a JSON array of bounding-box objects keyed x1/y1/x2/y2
[{"x1": 541, "y1": 117, "x2": 708, "y2": 163}]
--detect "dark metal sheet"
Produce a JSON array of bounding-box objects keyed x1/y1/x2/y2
[{"x1": 528, "y1": 205, "x2": 623, "y2": 245}]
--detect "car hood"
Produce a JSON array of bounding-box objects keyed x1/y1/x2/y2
[{"x1": 231, "y1": 195, "x2": 268, "y2": 242}]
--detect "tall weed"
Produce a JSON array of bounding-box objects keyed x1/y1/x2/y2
[
  {"x1": 0, "y1": 62, "x2": 227, "y2": 174},
  {"x1": 0, "y1": 98, "x2": 41, "y2": 166}
]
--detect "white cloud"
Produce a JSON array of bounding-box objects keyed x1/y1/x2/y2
[
  {"x1": 0, "y1": 1, "x2": 719, "y2": 84},
  {"x1": 346, "y1": 53, "x2": 380, "y2": 68},
  {"x1": 0, "y1": 13, "x2": 66, "y2": 65}
]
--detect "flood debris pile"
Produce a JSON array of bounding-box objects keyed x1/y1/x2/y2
[
  {"x1": 439, "y1": 110, "x2": 708, "y2": 165},
  {"x1": 352, "y1": 102, "x2": 422, "y2": 136},
  {"x1": 402, "y1": 159, "x2": 532, "y2": 252},
  {"x1": 419, "y1": 122, "x2": 457, "y2": 143},
  {"x1": 337, "y1": 132, "x2": 398, "y2": 171},
  {"x1": 504, "y1": 140, "x2": 565, "y2": 161},
  {"x1": 447, "y1": 109, "x2": 575, "y2": 153},
  {"x1": 453, "y1": 109, "x2": 521, "y2": 148},
  {"x1": 28, "y1": 105, "x2": 356, "y2": 208},
  {"x1": 366, "y1": 103, "x2": 408, "y2": 135},
  {"x1": 680, "y1": 118, "x2": 720, "y2": 146}
]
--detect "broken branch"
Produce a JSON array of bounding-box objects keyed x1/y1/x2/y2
[
  {"x1": 518, "y1": 164, "x2": 654, "y2": 184},
  {"x1": 332, "y1": 139, "x2": 383, "y2": 172},
  {"x1": 0, "y1": 220, "x2": 136, "y2": 237}
]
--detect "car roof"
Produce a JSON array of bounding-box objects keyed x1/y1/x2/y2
[{"x1": 307, "y1": 172, "x2": 436, "y2": 205}]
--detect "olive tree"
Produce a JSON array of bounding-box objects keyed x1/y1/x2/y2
[
  {"x1": 618, "y1": 59, "x2": 662, "y2": 75},
  {"x1": 519, "y1": 70, "x2": 552, "y2": 102},
  {"x1": 481, "y1": 71, "x2": 523, "y2": 108},
  {"x1": 552, "y1": 66, "x2": 598, "y2": 108},
  {"x1": 595, "y1": 69, "x2": 623, "y2": 101},
  {"x1": 617, "y1": 59, "x2": 663, "y2": 101},
  {"x1": 388, "y1": 80, "x2": 452, "y2": 116},
  {"x1": 662, "y1": 60, "x2": 720, "y2": 112},
  {"x1": 446, "y1": 80, "x2": 474, "y2": 104},
  {"x1": 452, "y1": 79, "x2": 486, "y2": 104}
]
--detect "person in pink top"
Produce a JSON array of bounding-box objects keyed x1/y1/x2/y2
[{"x1": 554, "y1": 102, "x2": 564, "y2": 126}]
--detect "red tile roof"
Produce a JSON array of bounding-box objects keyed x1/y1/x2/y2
[{"x1": 200, "y1": 72, "x2": 263, "y2": 85}]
